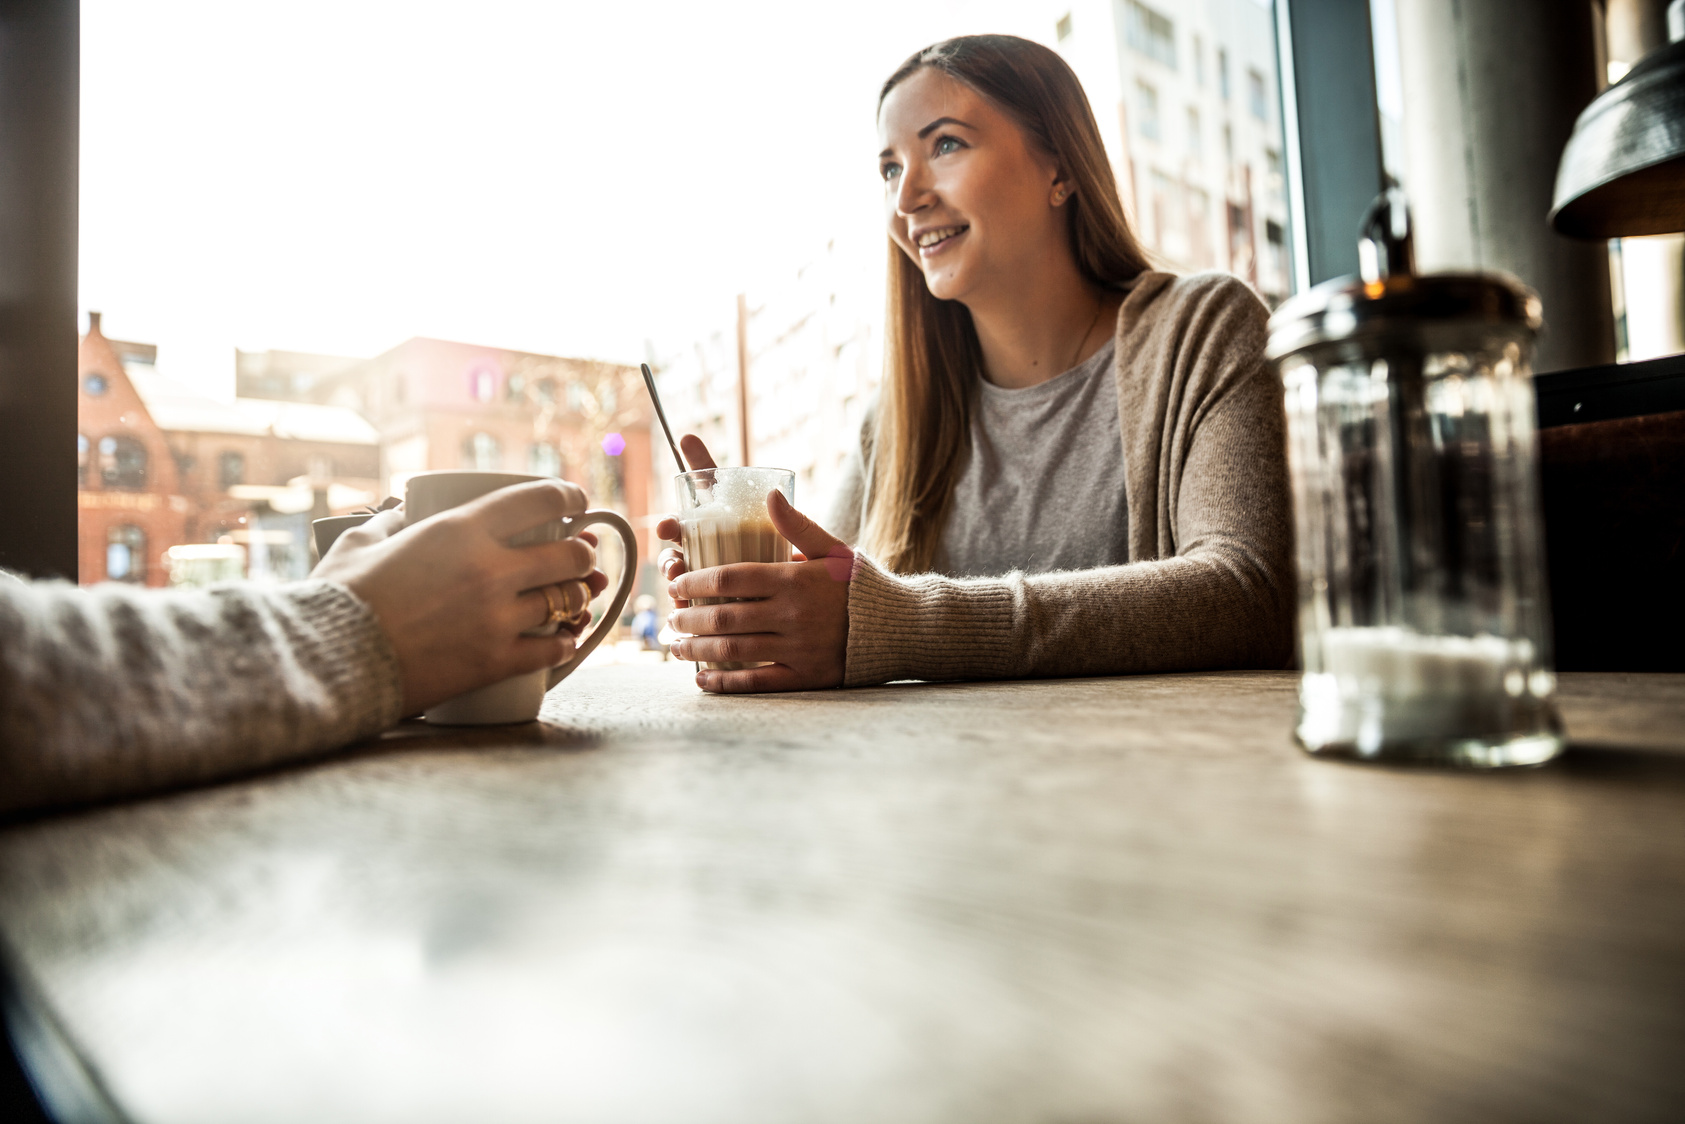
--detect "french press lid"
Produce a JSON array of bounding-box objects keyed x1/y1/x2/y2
[{"x1": 1264, "y1": 190, "x2": 1545, "y2": 363}]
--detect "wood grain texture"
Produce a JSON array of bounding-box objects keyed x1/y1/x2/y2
[{"x1": 1, "y1": 667, "x2": 1682, "y2": 1124}]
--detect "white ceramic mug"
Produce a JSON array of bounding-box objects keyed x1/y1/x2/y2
[{"x1": 406, "y1": 471, "x2": 639, "y2": 725}]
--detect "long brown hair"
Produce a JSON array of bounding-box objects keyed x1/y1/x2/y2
[{"x1": 861, "y1": 34, "x2": 1151, "y2": 573}]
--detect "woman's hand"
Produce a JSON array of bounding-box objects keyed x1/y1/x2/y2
[
  {"x1": 656, "y1": 434, "x2": 717, "y2": 606},
  {"x1": 662, "y1": 489, "x2": 854, "y2": 693},
  {"x1": 313, "y1": 480, "x2": 609, "y2": 714}
]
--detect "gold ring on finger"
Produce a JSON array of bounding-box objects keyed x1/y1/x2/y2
[
  {"x1": 541, "y1": 584, "x2": 567, "y2": 626},
  {"x1": 559, "y1": 581, "x2": 585, "y2": 617}
]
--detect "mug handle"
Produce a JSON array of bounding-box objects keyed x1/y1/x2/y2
[{"x1": 546, "y1": 509, "x2": 640, "y2": 689}]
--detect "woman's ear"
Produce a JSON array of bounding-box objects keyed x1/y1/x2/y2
[{"x1": 1050, "y1": 175, "x2": 1075, "y2": 207}]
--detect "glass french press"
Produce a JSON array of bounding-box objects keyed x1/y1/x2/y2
[{"x1": 1266, "y1": 191, "x2": 1564, "y2": 767}]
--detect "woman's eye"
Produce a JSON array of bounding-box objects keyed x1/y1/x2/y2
[
  {"x1": 934, "y1": 136, "x2": 963, "y2": 155},
  {"x1": 880, "y1": 162, "x2": 901, "y2": 181}
]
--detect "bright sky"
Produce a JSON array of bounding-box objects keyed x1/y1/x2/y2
[{"x1": 80, "y1": 0, "x2": 1055, "y2": 396}]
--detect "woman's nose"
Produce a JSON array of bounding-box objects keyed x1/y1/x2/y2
[{"x1": 893, "y1": 163, "x2": 934, "y2": 217}]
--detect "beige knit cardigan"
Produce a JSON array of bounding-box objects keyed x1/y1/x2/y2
[{"x1": 830, "y1": 270, "x2": 1296, "y2": 686}]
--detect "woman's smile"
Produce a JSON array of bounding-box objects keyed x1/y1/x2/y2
[{"x1": 914, "y1": 224, "x2": 970, "y2": 257}]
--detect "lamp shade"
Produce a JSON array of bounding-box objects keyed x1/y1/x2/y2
[{"x1": 1550, "y1": 38, "x2": 1685, "y2": 239}]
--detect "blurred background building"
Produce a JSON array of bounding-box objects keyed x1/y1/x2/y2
[
  {"x1": 1052, "y1": 0, "x2": 1291, "y2": 302},
  {"x1": 78, "y1": 317, "x2": 661, "y2": 609}
]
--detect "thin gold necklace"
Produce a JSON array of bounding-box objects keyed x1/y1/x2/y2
[{"x1": 1066, "y1": 295, "x2": 1105, "y2": 373}]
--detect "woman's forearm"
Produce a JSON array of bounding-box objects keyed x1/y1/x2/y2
[
  {"x1": 0, "y1": 578, "x2": 403, "y2": 814},
  {"x1": 842, "y1": 543, "x2": 1293, "y2": 686}
]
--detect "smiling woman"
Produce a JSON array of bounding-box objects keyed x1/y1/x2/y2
[{"x1": 659, "y1": 34, "x2": 1295, "y2": 693}]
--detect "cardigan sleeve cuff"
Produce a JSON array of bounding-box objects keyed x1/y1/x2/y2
[
  {"x1": 271, "y1": 580, "x2": 406, "y2": 742},
  {"x1": 842, "y1": 553, "x2": 1021, "y2": 686}
]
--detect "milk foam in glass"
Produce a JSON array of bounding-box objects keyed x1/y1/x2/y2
[{"x1": 675, "y1": 467, "x2": 796, "y2": 671}]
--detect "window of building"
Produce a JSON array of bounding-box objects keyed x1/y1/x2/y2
[
  {"x1": 1193, "y1": 34, "x2": 1205, "y2": 86},
  {"x1": 218, "y1": 451, "x2": 245, "y2": 489},
  {"x1": 534, "y1": 378, "x2": 557, "y2": 406},
  {"x1": 528, "y1": 443, "x2": 562, "y2": 477},
  {"x1": 77, "y1": 434, "x2": 89, "y2": 488},
  {"x1": 468, "y1": 363, "x2": 498, "y2": 403},
  {"x1": 1263, "y1": 219, "x2": 1288, "y2": 295},
  {"x1": 107, "y1": 524, "x2": 147, "y2": 583},
  {"x1": 1125, "y1": 1, "x2": 1176, "y2": 69},
  {"x1": 1248, "y1": 68, "x2": 1269, "y2": 121},
  {"x1": 462, "y1": 431, "x2": 502, "y2": 471},
  {"x1": 99, "y1": 435, "x2": 148, "y2": 489},
  {"x1": 1186, "y1": 106, "x2": 1202, "y2": 157},
  {"x1": 1056, "y1": 11, "x2": 1073, "y2": 41},
  {"x1": 1186, "y1": 187, "x2": 1213, "y2": 269},
  {"x1": 1265, "y1": 147, "x2": 1284, "y2": 197},
  {"x1": 1224, "y1": 122, "x2": 1235, "y2": 162},
  {"x1": 1137, "y1": 81, "x2": 1161, "y2": 142},
  {"x1": 1218, "y1": 48, "x2": 1230, "y2": 100},
  {"x1": 1229, "y1": 203, "x2": 1252, "y2": 271},
  {"x1": 82, "y1": 372, "x2": 109, "y2": 397}
]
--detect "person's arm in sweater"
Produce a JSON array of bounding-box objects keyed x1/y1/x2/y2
[
  {"x1": 841, "y1": 280, "x2": 1294, "y2": 684},
  {"x1": 0, "y1": 574, "x2": 403, "y2": 813},
  {"x1": 0, "y1": 479, "x2": 605, "y2": 815}
]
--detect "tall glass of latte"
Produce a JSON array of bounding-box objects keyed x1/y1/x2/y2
[{"x1": 675, "y1": 466, "x2": 797, "y2": 670}]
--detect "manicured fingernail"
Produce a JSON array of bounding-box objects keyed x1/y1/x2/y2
[{"x1": 668, "y1": 582, "x2": 679, "y2": 598}]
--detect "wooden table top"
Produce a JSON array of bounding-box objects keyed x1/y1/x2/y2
[{"x1": 2, "y1": 665, "x2": 1683, "y2": 1124}]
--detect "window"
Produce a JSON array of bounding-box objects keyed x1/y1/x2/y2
[
  {"x1": 218, "y1": 451, "x2": 245, "y2": 489},
  {"x1": 82, "y1": 373, "x2": 109, "y2": 397},
  {"x1": 99, "y1": 435, "x2": 148, "y2": 489},
  {"x1": 77, "y1": 434, "x2": 89, "y2": 488},
  {"x1": 1229, "y1": 202, "x2": 1252, "y2": 272},
  {"x1": 1263, "y1": 219, "x2": 1287, "y2": 295},
  {"x1": 1186, "y1": 106, "x2": 1202, "y2": 157},
  {"x1": 462, "y1": 431, "x2": 502, "y2": 471},
  {"x1": 1248, "y1": 68, "x2": 1269, "y2": 121},
  {"x1": 1224, "y1": 123, "x2": 1234, "y2": 162},
  {"x1": 528, "y1": 442, "x2": 562, "y2": 477},
  {"x1": 1265, "y1": 147, "x2": 1284, "y2": 198},
  {"x1": 468, "y1": 362, "x2": 498, "y2": 403},
  {"x1": 1056, "y1": 11, "x2": 1072, "y2": 41},
  {"x1": 1218, "y1": 48, "x2": 1230, "y2": 100},
  {"x1": 1125, "y1": 1, "x2": 1176, "y2": 68},
  {"x1": 107, "y1": 524, "x2": 147, "y2": 583},
  {"x1": 1193, "y1": 34, "x2": 1205, "y2": 86},
  {"x1": 1186, "y1": 187, "x2": 1213, "y2": 268},
  {"x1": 1137, "y1": 81, "x2": 1161, "y2": 142}
]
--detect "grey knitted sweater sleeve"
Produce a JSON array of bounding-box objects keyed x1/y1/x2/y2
[
  {"x1": 0, "y1": 575, "x2": 404, "y2": 814},
  {"x1": 839, "y1": 271, "x2": 1296, "y2": 685}
]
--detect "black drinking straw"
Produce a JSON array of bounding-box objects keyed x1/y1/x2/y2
[{"x1": 641, "y1": 363, "x2": 691, "y2": 488}]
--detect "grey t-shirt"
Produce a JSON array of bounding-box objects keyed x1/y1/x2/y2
[{"x1": 933, "y1": 338, "x2": 1127, "y2": 577}]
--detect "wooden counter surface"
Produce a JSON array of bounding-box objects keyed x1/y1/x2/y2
[{"x1": 2, "y1": 666, "x2": 1683, "y2": 1123}]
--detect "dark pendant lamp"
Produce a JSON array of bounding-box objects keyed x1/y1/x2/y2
[{"x1": 1550, "y1": 29, "x2": 1685, "y2": 239}]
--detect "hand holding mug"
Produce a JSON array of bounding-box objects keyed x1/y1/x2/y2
[{"x1": 314, "y1": 479, "x2": 610, "y2": 716}]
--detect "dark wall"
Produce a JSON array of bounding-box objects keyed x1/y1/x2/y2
[
  {"x1": 0, "y1": 0, "x2": 79, "y2": 580},
  {"x1": 1541, "y1": 410, "x2": 1685, "y2": 671}
]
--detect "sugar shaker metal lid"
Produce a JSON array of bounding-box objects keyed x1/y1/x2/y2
[{"x1": 1265, "y1": 190, "x2": 1545, "y2": 363}]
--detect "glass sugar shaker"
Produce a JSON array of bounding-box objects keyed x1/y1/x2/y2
[{"x1": 1265, "y1": 191, "x2": 1564, "y2": 767}]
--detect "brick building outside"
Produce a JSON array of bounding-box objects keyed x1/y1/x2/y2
[
  {"x1": 254, "y1": 338, "x2": 661, "y2": 605},
  {"x1": 77, "y1": 316, "x2": 382, "y2": 585},
  {"x1": 75, "y1": 314, "x2": 189, "y2": 587}
]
